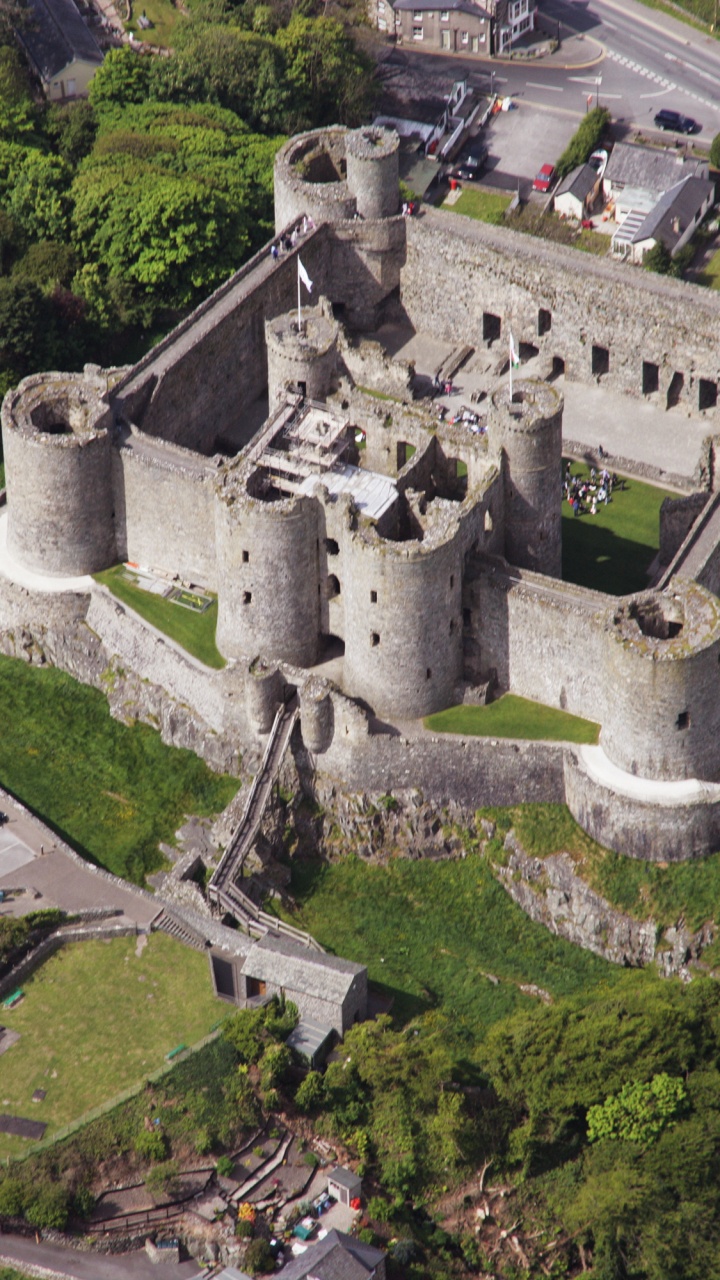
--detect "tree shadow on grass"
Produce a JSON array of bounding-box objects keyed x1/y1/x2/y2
[{"x1": 562, "y1": 522, "x2": 657, "y2": 597}]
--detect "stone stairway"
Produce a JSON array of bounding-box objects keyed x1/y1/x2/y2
[{"x1": 150, "y1": 906, "x2": 209, "y2": 952}]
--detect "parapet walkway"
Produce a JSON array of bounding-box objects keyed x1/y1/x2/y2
[
  {"x1": 207, "y1": 700, "x2": 322, "y2": 951},
  {"x1": 658, "y1": 489, "x2": 720, "y2": 589}
]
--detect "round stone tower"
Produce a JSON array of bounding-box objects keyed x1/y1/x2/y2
[
  {"x1": 488, "y1": 378, "x2": 563, "y2": 577},
  {"x1": 344, "y1": 126, "x2": 400, "y2": 221},
  {"x1": 300, "y1": 677, "x2": 334, "y2": 753},
  {"x1": 601, "y1": 582, "x2": 720, "y2": 782},
  {"x1": 274, "y1": 129, "x2": 356, "y2": 234},
  {"x1": 214, "y1": 467, "x2": 320, "y2": 668},
  {"x1": 1, "y1": 371, "x2": 116, "y2": 577},
  {"x1": 265, "y1": 305, "x2": 339, "y2": 408}
]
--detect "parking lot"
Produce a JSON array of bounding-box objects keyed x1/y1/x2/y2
[{"x1": 464, "y1": 98, "x2": 582, "y2": 196}]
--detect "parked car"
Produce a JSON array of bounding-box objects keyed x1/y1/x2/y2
[
  {"x1": 588, "y1": 148, "x2": 608, "y2": 178},
  {"x1": 533, "y1": 163, "x2": 556, "y2": 193},
  {"x1": 0, "y1": 812, "x2": 7, "y2": 825},
  {"x1": 450, "y1": 162, "x2": 481, "y2": 182},
  {"x1": 654, "y1": 109, "x2": 698, "y2": 134},
  {"x1": 465, "y1": 139, "x2": 489, "y2": 166}
]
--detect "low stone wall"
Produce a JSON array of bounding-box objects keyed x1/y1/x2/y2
[{"x1": 0, "y1": 921, "x2": 138, "y2": 1002}]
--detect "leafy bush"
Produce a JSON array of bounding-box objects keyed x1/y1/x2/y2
[
  {"x1": 0, "y1": 1178, "x2": 27, "y2": 1218},
  {"x1": 259, "y1": 1043, "x2": 292, "y2": 1092},
  {"x1": 216, "y1": 1155, "x2": 234, "y2": 1178},
  {"x1": 236, "y1": 1218, "x2": 254, "y2": 1239},
  {"x1": 145, "y1": 1160, "x2": 180, "y2": 1199},
  {"x1": 711, "y1": 131, "x2": 720, "y2": 169},
  {"x1": 243, "y1": 1237, "x2": 275, "y2": 1275},
  {"x1": 134, "y1": 1127, "x2": 168, "y2": 1162},
  {"x1": 303, "y1": 1151, "x2": 319, "y2": 1169},
  {"x1": 25, "y1": 1182, "x2": 70, "y2": 1230},
  {"x1": 587, "y1": 1073, "x2": 687, "y2": 1145},
  {"x1": 555, "y1": 108, "x2": 610, "y2": 180},
  {"x1": 367, "y1": 1195, "x2": 393, "y2": 1223},
  {"x1": 295, "y1": 1070, "x2": 327, "y2": 1114},
  {"x1": 72, "y1": 1184, "x2": 96, "y2": 1219}
]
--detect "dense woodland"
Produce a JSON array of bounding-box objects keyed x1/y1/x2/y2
[{"x1": 0, "y1": 0, "x2": 375, "y2": 398}]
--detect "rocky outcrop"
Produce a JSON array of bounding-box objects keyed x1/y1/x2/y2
[{"x1": 495, "y1": 832, "x2": 657, "y2": 967}]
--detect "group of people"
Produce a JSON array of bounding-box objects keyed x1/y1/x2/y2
[
  {"x1": 565, "y1": 462, "x2": 620, "y2": 517},
  {"x1": 270, "y1": 215, "x2": 316, "y2": 260},
  {"x1": 401, "y1": 201, "x2": 417, "y2": 217}
]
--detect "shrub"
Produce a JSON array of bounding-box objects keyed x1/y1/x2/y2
[
  {"x1": 367, "y1": 1195, "x2": 393, "y2": 1223},
  {"x1": 555, "y1": 108, "x2": 610, "y2": 180},
  {"x1": 236, "y1": 1218, "x2": 254, "y2": 1239},
  {"x1": 72, "y1": 1184, "x2": 96, "y2": 1219},
  {"x1": 216, "y1": 1155, "x2": 234, "y2": 1178},
  {"x1": 644, "y1": 241, "x2": 672, "y2": 275},
  {"x1": 303, "y1": 1151, "x2": 319, "y2": 1169},
  {"x1": 25, "y1": 1182, "x2": 70, "y2": 1231},
  {"x1": 194, "y1": 1126, "x2": 213, "y2": 1156},
  {"x1": 357, "y1": 1227, "x2": 375, "y2": 1244},
  {"x1": 260, "y1": 1043, "x2": 292, "y2": 1091},
  {"x1": 711, "y1": 131, "x2": 720, "y2": 169},
  {"x1": 295, "y1": 1070, "x2": 327, "y2": 1113},
  {"x1": 134, "y1": 1127, "x2": 168, "y2": 1162},
  {"x1": 0, "y1": 1178, "x2": 27, "y2": 1218},
  {"x1": 145, "y1": 1160, "x2": 181, "y2": 1199},
  {"x1": 390, "y1": 1237, "x2": 417, "y2": 1265},
  {"x1": 244, "y1": 1237, "x2": 275, "y2": 1274}
]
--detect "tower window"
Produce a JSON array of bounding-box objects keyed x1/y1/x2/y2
[
  {"x1": 370, "y1": 590, "x2": 378, "y2": 603},
  {"x1": 371, "y1": 632, "x2": 380, "y2": 647},
  {"x1": 243, "y1": 591, "x2": 252, "y2": 604},
  {"x1": 242, "y1": 550, "x2": 249, "y2": 563}
]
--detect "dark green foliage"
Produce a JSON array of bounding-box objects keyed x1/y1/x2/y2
[
  {"x1": 0, "y1": 277, "x2": 53, "y2": 373},
  {"x1": 224, "y1": 1008, "x2": 267, "y2": 1064},
  {"x1": 711, "y1": 131, "x2": 720, "y2": 169},
  {"x1": 24, "y1": 1181, "x2": 70, "y2": 1230},
  {"x1": 244, "y1": 1238, "x2": 275, "y2": 1274},
  {"x1": 216, "y1": 1154, "x2": 234, "y2": 1177},
  {"x1": 294, "y1": 1069, "x2": 327, "y2": 1113},
  {"x1": 644, "y1": 240, "x2": 673, "y2": 274},
  {"x1": 44, "y1": 101, "x2": 97, "y2": 167},
  {"x1": 134, "y1": 1128, "x2": 168, "y2": 1161},
  {"x1": 13, "y1": 239, "x2": 77, "y2": 289},
  {"x1": 555, "y1": 107, "x2": 610, "y2": 180}
]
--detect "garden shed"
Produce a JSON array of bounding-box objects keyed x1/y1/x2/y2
[{"x1": 327, "y1": 1165, "x2": 362, "y2": 1206}]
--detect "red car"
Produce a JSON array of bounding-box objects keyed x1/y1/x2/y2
[{"x1": 533, "y1": 163, "x2": 556, "y2": 193}]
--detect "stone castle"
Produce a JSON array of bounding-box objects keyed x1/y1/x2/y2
[{"x1": 4, "y1": 122, "x2": 720, "y2": 869}]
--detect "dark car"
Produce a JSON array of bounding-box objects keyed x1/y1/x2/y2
[
  {"x1": 654, "y1": 108, "x2": 698, "y2": 134},
  {"x1": 450, "y1": 162, "x2": 481, "y2": 182}
]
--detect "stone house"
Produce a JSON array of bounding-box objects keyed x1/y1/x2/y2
[
  {"x1": 209, "y1": 930, "x2": 368, "y2": 1035},
  {"x1": 18, "y1": 0, "x2": 103, "y2": 100},
  {"x1": 603, "y1": 141, "x2": 709, "y2": 221},
  {"x1": 390, "y1": 0, "x2": 493, "y2": 55},
  {"x1": 611, "y1": 174, "x2": 715, "y2": 263},
  {"x1": 277, "y1": 1230, "x2": 386, "y2": 1280},
  {"x1": 554, "y1": 163, "x2": 600, "y2": 220}
]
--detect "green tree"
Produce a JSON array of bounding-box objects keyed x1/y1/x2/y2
[
  {"x1": 155, "y1": 23, "x2": 289, "y2": 132},
  {"x1": 25, "y1": 1182, "x2": 70, "y2": 1231},
  {"x1": 8, "y1": 149, "x2": 73, "y2": 240},
  {"x1": 223, "y1": 1007, "x2": 267, "y2": 1064},
  {"x1": 45, "y1": 100, "x2": 97, "y2": 167},
  {"x1": 0, "y1": 277, "x2": 53, "y2": 374},
  {"x1": 88, "y1": 47, "x2": 155, "y2": 118},
  {"x1": 275, "y1": 14, "x2": 376, "y2": 128},
  {"x1": 244, "y1": 1238, "x2": 275, "y2": 1275},
  {"x1": 295, "y1": 1069, "x2": 327, "y2": 1113},
  {"x1": 644, "y1": 240, "x2": 673, "y2": 275},
  {"x1": 710, "y1": 131, "x2": 720, "y2": 169},
  {"x1": 13, "y1": 239, "x2": 77, "y2": 289},
  {"x1": 0, "y1": 44, "x2": 35, "y2": 138},
  {"x1": 555, "y1": 107, "x2": 610, "y2": 180}
]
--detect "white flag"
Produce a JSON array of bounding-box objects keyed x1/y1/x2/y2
[
  {"x1": 298, "y1": 258, "x2": 313, "y2": 294},
  {"x1": 509, "y1": 333, "x2": 520, "y2": 368}
]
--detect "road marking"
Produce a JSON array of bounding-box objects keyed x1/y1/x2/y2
[
  {"x1": 639, "y1": 86, "x2": 676, "y2": 99},
  {"x1": 664, "y1": 51, "x2": 720, "y2": 86},
  {"x1": 602, "y1": 19, "x2": 618, "y2": 29},
  {"x1": 525, "y1": 81, "x2": 564, "y2": 92},
  {"x1": 568, "y1": 75, "x2": 603, "y2": 84}
]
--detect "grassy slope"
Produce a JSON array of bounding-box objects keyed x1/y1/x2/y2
[
  {"x1": 95, "y1": 567, "x2": 225, "y2": 670},
  {"x1": 425, "y1": 693, "x2": 599, "y2": 743},
  {"x1": 699, "y1": 248, "x2": 720, "y2": 288},
  {"x1": 562, "y1": 462, "x2": 675, "y2": 596},
  {"x1": 273, "y1": 854, "x2": 652, "y2": 1032},
  {"x1": 0, "y1": 656, "x2": 237, "y2": 883},
  {"x1": 443, "y1": 188, "x2": 511, "y2": 224},
  {"x1": 0, "y1": 933, "x2": 224, "y2": 1160}
]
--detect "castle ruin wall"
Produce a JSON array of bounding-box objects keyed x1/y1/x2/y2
[{"x1": 401, "y1": 211, "x2": 720, "y2": 417}]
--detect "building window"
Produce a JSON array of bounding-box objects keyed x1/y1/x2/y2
[
  {"x1": 440, "y1": 7, "x2": 449, "y2": 15},
  {"x1": 370, "y1": 590, "x2": 378, "y2": 603},
  {"x1": 242, "y1": 549, "x2": 249, "y2": 563},
  {"x1": 413, "y1": 8, "x2": 423, "y2": 17},
  {"x1": 413, "y1": 24, "x2": 423, "y2": 37},
  {"x1": 461, "y1": 29, "x2": 469, "y2": 43}
]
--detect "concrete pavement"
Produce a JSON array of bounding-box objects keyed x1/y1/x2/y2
[{"x1": 0, "y1": 1235, "x2": 202, "y2": 1279}]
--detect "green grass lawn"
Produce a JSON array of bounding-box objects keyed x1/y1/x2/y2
[
  {"x1": 562, "y1": 461, "x2": 675, "y2": 596},
  {"x1": 95, "y1": 566, "x2": 225, "y2": 669},
  {"x1": 424, "y1": 693, "x2": 599, "y2": 743},
  {"x1": 125, "y1": 0, "x2": 186, "y2": 47},
  {"x1": 443, "y1": 188, "x2": 512, "y2": 224},
  {"x1": 698, "y1": 247, "x2": 720, "y2": 289},
  {"x1": 0, "y1": 656, "x2": 237, "y2": 883},
  {"x1": 0, "y1": 933, "x2": 224, "y2": 1160},
  {"x1": 270, "y1": 853, "x2": 653, "y2": 1034}
]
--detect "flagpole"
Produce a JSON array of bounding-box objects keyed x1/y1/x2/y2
[
  {"x1": 297, "y1": 260, "x2": 301, "y2": 329},
  {"x1": 509, "y1": 335, "x2": 513, "y2": 399}
]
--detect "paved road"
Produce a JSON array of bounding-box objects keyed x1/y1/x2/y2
[
  {"x1": 538, "y1": 0, "x2": 720, "y2": 138},
  {"x1": 0, "y1": 1234, "x2": 201, "y2": 1279}
]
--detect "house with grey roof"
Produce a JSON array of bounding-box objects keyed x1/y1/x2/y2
[
  {"x1": 554, "y1": 163, "x2": 600, "y2": 221},
  {"x1": 279, "y1": 1229, "x2": 386, "y2": 1280},
  {"x1": 18, "y1": 0, "x2": 103, "y2": 100},
  {"x1": 611, "y1": 174, "x2": 715, "y2": 264},
  {"x1": 209, "y1": 926, "x2": 367, "y2": 1034},
  {"x1": 603, "y1": 141, "x2": 709, "y2": 223},
  {"x1": 388, "y1": 0, "x2": 493, "y2": 55}
]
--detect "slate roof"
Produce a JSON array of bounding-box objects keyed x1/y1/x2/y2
[
  {"x1": 19, "y1": 0, "x2": 103, "y2": 83},
  {"x1": 629, "y1": 175, "x2": 715, "y2": 248},
  {"x1": 242, "y1": 932, "x2": 365, "y2": 1005},
  {"x1": 278, "y1": 1230, "x2": 385, "y2": 1280},
  {"x1": 328, "y1": 1165, "x2": 362, "y2": 1191},
  {"x1": 604, "y1": 142, "x2": 707, "y2": 197},
  {"x1": 555, "y1": 163, "x2": 597, "y2": 202},
  {"x1": 392, "y1": 0, "x2": 492, "y2": 16}
]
